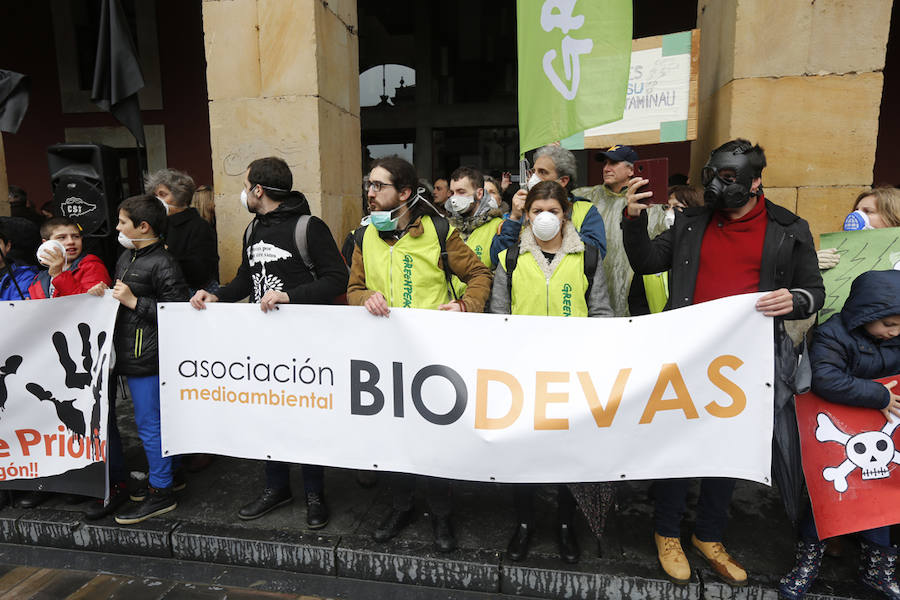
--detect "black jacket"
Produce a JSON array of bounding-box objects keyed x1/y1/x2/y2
[
  {"x1": 217, "y1": 194, "x2": 348, "y2": 304},
  {"x1": 165, "y1": 207, "x2": 218, "y2": 290},
  {"x1": 621, "y1": 199, "x2": 824, "y2": 319},
  {"x1": 810, "y1": 270, "x2": 900, "y2": 409},
  {"x1": 113, "y1": 242, "x2": 190, "y2": 376}
]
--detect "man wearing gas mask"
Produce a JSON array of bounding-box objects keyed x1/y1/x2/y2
[
  {"x1": 489, "y1": 145, "x2": 607, "y2": 268},
  {"x1": 621, "y1": 139, "x2": 824, "y2": 587},
  {"x1": 445, "y1": 166, "x2": 504, "y2": 297}
]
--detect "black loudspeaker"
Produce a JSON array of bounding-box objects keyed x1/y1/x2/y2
[{"x1": 47, "y1": 144, "x2": 123, "y2": 237}]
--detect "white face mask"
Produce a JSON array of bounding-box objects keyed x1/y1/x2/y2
[
  {"x1": 525, "y1": 173, "x2": 542, "y2": 191},
  {"x1": 843, "y1": 209, "x2": 873, "y2": 231},
  {"x1": 117, "y1": 232, "x2": 157, "y2": 250},
  {"x1": 664, "y1": 207, "x2": 676, "y2": 229},
  {"x1": 157, "y1": 197, "x2": 170, "y2": 215},
  {"x1": 531, "y1": 211, "x2": 562, "y2": 241},
  {"x1": 447, "y1": 194, "x2": 474, "y2": 215},
  {"x1": 36, "y1": 240, "x2": 67, "y2": 267},
  {"x1": 240, "y1": 189, "x2": 250, "y2": 211}
]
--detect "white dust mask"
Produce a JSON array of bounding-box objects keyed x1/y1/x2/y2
[{"x1": 531, "y1": 211, "x2": 562, "y2": 241}]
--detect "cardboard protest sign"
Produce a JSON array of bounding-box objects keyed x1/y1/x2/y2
[
  {"x1": 797, "y1": 375, "x2": 900, "y2": 540},
  {"x1": 819, "y1": 229, "x2": 900, "y2": 323}
]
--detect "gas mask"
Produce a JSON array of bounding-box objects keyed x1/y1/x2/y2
[{"x1": 701, "y1": 146, "x2": 759, "y2": 210}]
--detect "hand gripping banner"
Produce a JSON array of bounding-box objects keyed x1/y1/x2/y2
[
  {"x1": 0, "y1": 294, "x2": 117, "y2": 495},
  {"x1": 159, "y1": 293, "x2": 775, "y2": 485}
]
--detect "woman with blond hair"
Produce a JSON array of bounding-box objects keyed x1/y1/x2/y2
[{"x1": 819, "y1": 186, "x2": 900, "y2": 269}]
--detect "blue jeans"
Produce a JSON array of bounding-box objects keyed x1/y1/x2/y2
[{"x1": 128, "y1": 375, "x2": 174, "y2": 489}]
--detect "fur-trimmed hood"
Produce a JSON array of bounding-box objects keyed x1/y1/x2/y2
[
  {"x1": 449, "y1": 206, "x2": 505, "y2": 236},
  {"x1": 519, "y1": 220, "x2": 584, "y2": 280}
]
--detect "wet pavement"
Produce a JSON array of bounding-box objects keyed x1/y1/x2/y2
[{"x1": 0, "y1": 391, "x2": 875, "y2": 599}]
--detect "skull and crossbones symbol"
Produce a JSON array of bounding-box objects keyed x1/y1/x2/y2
[{"x1": 816, "y1": 412, "x2": 900, "y2": 493}]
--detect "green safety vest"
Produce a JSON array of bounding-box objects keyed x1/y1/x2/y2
[
  {"x1": 643, "y1": 271, "x2": 669, "y2": 314},
  {"x1": 571, "y1": 199, "x2": 591, "y2": 232},
  {"x1": 499, "y1": 248, "x2": 589, "y2": 317},
  {"x1": 451, "y1": 217, "x2": 502, "y2": 297},
  {"x1": 362, "y1": 216, "x2": 451, "y2": 309}
]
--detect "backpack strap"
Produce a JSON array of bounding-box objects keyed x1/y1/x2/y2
[
  {"x1": 353, "y1": 224, "x2": 368, "y2": 249},
  {"x1": 431, "y1": 215, "x2": 457, "y2": 300},
  {"x1": 583, "y1": 242, "x2": 598, "y2": 302},
  {"x1": 293, "y1": 214, "x2": 316, "y2": 278},
  {"x1": 243, "y1": 220, "x2": 258, "y2": 249},
  {"x1": 505, "y1": 242, "x2": 521, "y2": 300}
]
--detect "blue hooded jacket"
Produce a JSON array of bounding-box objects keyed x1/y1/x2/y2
[
  {"x1": 810, "y1": 270, "x2": 900, "y2": 409},
  {"x1": 0, "y1": 262, "x2": 38, "y2": 300}
]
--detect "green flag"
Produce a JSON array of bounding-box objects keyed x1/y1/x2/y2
[{"x1": 516, "y1": 0, "x2": 632, "y2": 155}]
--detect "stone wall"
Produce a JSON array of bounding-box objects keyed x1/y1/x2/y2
[
  {"x1": 692, "y1": 0, "x2": 893, "y2": 244},
  {"x1": 203, "y1": 0, "x2": 360, "y2": 282}
]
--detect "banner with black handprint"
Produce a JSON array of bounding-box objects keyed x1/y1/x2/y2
[{"x1": 0, "y1": 294, "x2": 117, "y2": 496}]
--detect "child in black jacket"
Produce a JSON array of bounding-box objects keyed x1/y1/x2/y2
[{"x1": 93, "y1": 194, "x2": 189, "y2": 525}]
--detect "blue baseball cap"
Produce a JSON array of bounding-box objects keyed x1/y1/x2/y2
[{"x1": 596, "y1": 145, "x2": 639, "y2": 164}]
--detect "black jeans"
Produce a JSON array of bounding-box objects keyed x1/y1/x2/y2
[
  {"x1": 264, "y1": 461, "x2": 324, "y2": 495},
  {"x1": 389, "y1": 473, "x2": 452, "y2": 517},
  {"x1": 653, "y1": 478, "x2": 736, "y2": 542},
  {"x1": 512, "y1": 484, "x2": 576, "y2": 525},
  {"x1": 798, "y1": 503, "x2": 890, "y2": 546}
]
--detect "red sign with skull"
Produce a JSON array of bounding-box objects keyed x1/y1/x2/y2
[{"x1": 796, "y1": 375, "x2": 900, "y2": 539}]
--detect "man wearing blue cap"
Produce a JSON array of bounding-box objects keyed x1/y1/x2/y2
[{"x1": 574, "y1": 145, "x2": 667, "y2": 316}]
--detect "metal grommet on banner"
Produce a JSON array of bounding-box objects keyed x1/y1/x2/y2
[
  {"x1": 161, "y1": 381, "x2": 166, "y2": 386},
  {"x1": 620, "y1": 474, "x2": 626, "y2": 479},
  {"x1": 373, "y1": 464, "x2": 378, "y2": 469}
]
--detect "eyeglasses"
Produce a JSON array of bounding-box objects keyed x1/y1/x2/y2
[{"x1": 365, "y1": 180, "x2": 395, "y2": 193}]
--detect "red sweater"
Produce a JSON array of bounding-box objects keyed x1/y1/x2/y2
[
  {"x1": 692, "y1": 197, "x2": 768, "y2": 305},
  {"x1": 28, "y1": 253, "x2": 112, "y2": 299}
]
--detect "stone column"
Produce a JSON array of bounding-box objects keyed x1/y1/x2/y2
[
  {"x1": 691, "y1": 0, "x2": 893, "y2": 244},
  {"x1": 202, "y1": 0, "x2": 361, "y2": 281}
]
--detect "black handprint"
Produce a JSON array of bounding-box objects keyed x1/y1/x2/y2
[
  {"x1": 88, "y1": 353, "x2": 108, "y2": 440},
  {"x1": 0, "y1": 355, "x2": 23, "y2": 411},
  {"x1": 52, "y1": 323, "x2": 95, "y2": 390},
  {"x1": 26, "y1": 383, "x2": 86, "y2": 437}
]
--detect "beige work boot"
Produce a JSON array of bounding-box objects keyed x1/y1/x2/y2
[
  {"x1": 654, "y1": 533, "x2": 691, "y2": 584},
  {"x1": 691, "y1": 534, "x2": 748, "y2": 586}
]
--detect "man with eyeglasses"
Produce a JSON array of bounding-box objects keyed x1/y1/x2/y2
[
  {"x1": 621, "y1": 138, "x2": 823, "y2": 587},
  {"x1": 347, "y1": 155, "x2": 492, "y2": 553}
]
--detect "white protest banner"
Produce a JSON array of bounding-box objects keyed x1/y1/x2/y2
[
  {"x1": 0, "y1": 294, "x2": 117, "y2": 484},
  {"x1": 159, "y1": 293, "x2": 774, "y2": 484}
]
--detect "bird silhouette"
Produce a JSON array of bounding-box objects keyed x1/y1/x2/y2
[
  {"x1": 0, "y1": 355, "x2": 23, "y2": 411},
  {"x1": 26, "y1": 383, "x2": 86, "y2": 437}
]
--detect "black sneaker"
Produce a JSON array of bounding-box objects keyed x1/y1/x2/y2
[
  {"x1": 373, "y1": 507, "x2": 414, "y2": 542},
  {"x1": 114, "y1": 486, "x2": 177, "y2": 525},
  {"x1": 131, "y1": 469, "x2": 185, "y2": 502},
  {"x1": 238, "y1": 487, "x2": 293, "y2": 520},
  {"x1": 84, "y1": 482, "x2": 129, "y2": 521},
  {"x1": 306, "y1": 492, "x2": 329, "y2": 529}
]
